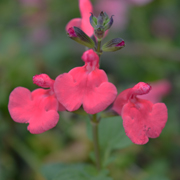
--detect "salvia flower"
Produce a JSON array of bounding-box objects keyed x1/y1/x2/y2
[
  {"x1": 8, "y1": 74, "x2": 65, "y2": 134},
  {"x1": 66, "y1": 0, "x2": 94, "y2": 37},
  {"x1": 54, "y1": 49, "x2": 117, "y2": 114},
  {"x1": 112, "y1": 82, "x2": 168, "y2": 145}
]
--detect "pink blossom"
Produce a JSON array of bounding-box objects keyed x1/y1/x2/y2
[
  {"x1": 66, "y1": 0, "x2": 94, "y2": 36},
  {"x1": 54, "y1": 49, "x2": 117, "y2": 114},
  {"x1": 8, "y1": 74, "x2": 65, "y2": 134},
  {"x1": 112, "y1": 82, "x2": 168, "y2": 145}
]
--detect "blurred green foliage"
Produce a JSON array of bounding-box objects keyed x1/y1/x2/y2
[{"x1": 0, "y1": 0, "x2": 180, "y2": 180}]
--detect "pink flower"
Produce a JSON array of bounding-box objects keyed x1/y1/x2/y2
[
  {"x1": 139, "y1": 80, "x2": 171, "y2": 103},
  {"x1": 66, "y1": 0, "x2": 94, "y2": 36},
  {"x1": 8, "y1": 74, "x2": 65, "y2": 134},
  {"x1": 112, "y1": 82, "x2": 168, "y2": 145},
  {"x1": 54, "y1": 49, "x2": 117, "y2": 114}
]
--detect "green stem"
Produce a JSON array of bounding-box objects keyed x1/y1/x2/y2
[
  {"x1": 91, "y1": 114, "x2": 101, "y2": 171},
  {"x1": 91, "y1": 38, "x2": 102, "y2": 171},
  {"x1": 96, "y1": 40, "x2": 102, "y2": 58}
]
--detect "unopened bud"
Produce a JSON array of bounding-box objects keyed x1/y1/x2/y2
[
  {"x1": 67, "y1": 27, "x2": 95, "y2": 48},
  {"x1": 90, "y1": 11, "x2": 114, "y2": 41},
  {"x1": 33, "y1": 74, "x2": 54, "y2": 88},
  {"x1": 102, "y1": 38, "x2": 125, "y2": 52},
  {"x1": 132, "y1": 82, "x2": 151, "y2": 96}
]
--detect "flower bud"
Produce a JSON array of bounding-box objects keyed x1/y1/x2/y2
[
  {"x1": 67, "y1": 27, "x2": 95, "y2": 48},
  {"x1": 132, "y1": 82, "x2": 151, "y2": 96},
  {"x1": 90, "y1": 11, "x2": 114, "y2": 41},
  {"x1": 33, "y1": 74, "x2": 54, "y2": 88},
  {"x1": 102, "y1": 38, "x2": 125, "y2": 52}
]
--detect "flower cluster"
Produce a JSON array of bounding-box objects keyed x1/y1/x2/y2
[
  {"x1": 8, "y1": 0, "x2": 168, "y2": 145},
  {"x1": 8, "y1": 49, "x2": 117, "y2": 133}
]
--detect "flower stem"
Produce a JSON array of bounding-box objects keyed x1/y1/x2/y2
[
  {"x1": 91, "y1": 114, "x2": 101, "y2": 171},
  {"x1": 96, "y1": 40, "x2": 102, "y2": 58}
]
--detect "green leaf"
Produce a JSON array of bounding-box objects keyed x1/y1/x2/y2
[
  {"x1": 41, "y1": 163, "x2": 66, "y2": 180},
  {"x1": 98, "y1": 117, "x2": 132, "y2": 150},
  {"x1": 86, "y1": 116, "x2": 132, "y2": 166},
  {"x1": 41, "y1": 163, "x2": 113, "y2": 180}
]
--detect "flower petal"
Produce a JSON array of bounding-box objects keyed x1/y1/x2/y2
[
  {"x1": 81, "y1": 19, "x2": 94, "y2": 36},
  {"x1": 79, "y1": 0, "x2": 93, "y2": 19},
  {"x1": 8, "y1": 87, "x2": 59, "y2": 134},
  {"x1": 54, "y1": 69, "x2": 86, "y2": 112},
  {"x1": 79, "y1": 0, "x2": 94, "y2": 36},
  {"x1": 27, "y1": 109, "x2": 59, "y2": 134},
  {"x1": 8, "y1": 87, "x2": 33, "y2": 123},
  {"x1": 54, "y1": 67, "x2": 117, "y2": 114},
  {"x1": 122, "y1": 99, "x2": 167, "y2": 144},
  {"x1": 112, "y1": 88, "x2": 131, "y2": 115},
  {"x1": 83, "y1": 82, "x2": 117, "y2": 114},
  {"x1": 32, "y1": 89, "x2": 59, "y2": 110},
  {"x1": 58, "y1": 102, "x2": 67, "y2": 111},
  {"x1": 83, "y1": 69, "x2": 117, "y2": 114},
  {"x1": 146, "y1": 103, "x2": 168, "y2": 138}
]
